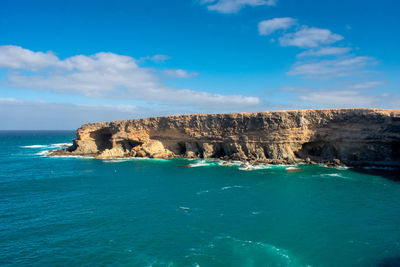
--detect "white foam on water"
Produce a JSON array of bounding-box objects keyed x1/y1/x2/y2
[
  {"x1": 35, "y1": 150, "x2": 50, "y2": 156},
  {"x1": 49, "y1": 155, "x2": 93, "y2": 159},
  {"x1": 49, "y1": 143, "x2": 72, "y2": 148},
  {"x1": 221, "y1": 185, "x2": 247, "y2": 191},
  {"x1": 102, "y1": 159, "x2": 132, "y2": 163},
  {"x1": 217, "y1": 160, "x2": 243, "y2": 167},
  {"x1": 286, "y1": 167, "x2": 303, "y2": 173},
  {"x1": 21, "y1": 145, "x2": 48, "y2": 148},
  {"x1": 188, "y1": 160, "x2": 215, "y2": 167},
  {"x1": 184, "y1": 235, "x2": 304, "y2": 266},
  {"x1": 196, "y1": 190, "x2": 210, "y2": 195},
  {"x1": 336, "y1": 166, "x2": 351, "y2": 170},
  {"x1": 179, "y1": 206, "x2": 190, "y2": 210},
  {"x1": 321, "y1": 173, "x2": 351, "y2": 180},
  {"x1": 238, "y1": 163, "x2": 274, "y2": 171}
]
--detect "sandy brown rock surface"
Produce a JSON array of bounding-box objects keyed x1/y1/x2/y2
[{"x1": 50, "y1": 109, "x2": 400, "y2": 167}]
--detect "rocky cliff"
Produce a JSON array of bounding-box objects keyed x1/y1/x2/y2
[{"x1": 50, "y1": 109, "x2": 400, "y2": 167}]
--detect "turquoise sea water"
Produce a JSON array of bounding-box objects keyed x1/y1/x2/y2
[{"x1": 1, "y1": 131, "x2": 400, "y2": 267}]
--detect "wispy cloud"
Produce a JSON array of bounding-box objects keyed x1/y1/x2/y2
[
  {"x1": 288, "y1": 56, "x2": 375, "y2": 77},
  {"x1": 297, "y1": 47, "x2": 351, "y2": 57},
  {"x1": 139, "y1": 54, "x2": 170, "y2": 63},
  {"x1": 258, "y1": 17, "x2": 297, "y2": 35},
  {"x1": 279, "y1": 26, "x2": 343, "y2": 48},
  {"x1": 202, "y1": 0, "x2": 276, "y2": 14},
  {"x1": 0, "y1": 45, "x2": 261, "y2": 109},
  {"x1": 347, "y1": 81, "x2": 384, "y2": 89},
  {"x1": 298, "y1": 89, "x2": 377, "y2": 107}
]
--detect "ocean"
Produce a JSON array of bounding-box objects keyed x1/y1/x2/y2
[{"x1": 1, "y1": 131, "x2": 400, "y2": 266}]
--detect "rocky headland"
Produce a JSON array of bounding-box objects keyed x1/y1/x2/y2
[{"x1": 50, "y1": 109, "x2": 400, "y2": 167}]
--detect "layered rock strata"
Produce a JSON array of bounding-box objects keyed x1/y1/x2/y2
[{"x1": 50, "y1": 109, "x2": 400, "y2": 167}]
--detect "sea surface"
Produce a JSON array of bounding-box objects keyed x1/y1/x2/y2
[{"x1": 1, "y1": 131, "x2": 400, "y2": 267}]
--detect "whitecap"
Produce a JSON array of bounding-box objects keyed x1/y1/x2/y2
[
  {"x1": 221, "y1": 185, "x2": 246, "y2": 190},
  {"x1": 184, "y1": 235, "x2": 303, "y2": 266},
  {"x1": 49, "y1": 155, "x2": 93, "y2": 159},
  {"x1": 196, "y1": 190, "x2": 210, "y2": 195},
  {"x1": 102, "y1": 159, "x2": 131, "y2": 163},
  {"x1": 336, "y1": 166, "x2": 350, "y2": 170},
  {"x1": 238, "y1": 163, "x2": 273, "y2": 171},
  {"x1": 21, "y1": 145, "x2": 48, "y2": 148},
  {"x1": 35, "y1": 150, "x2": 50, "y2": 156},
  {"x1": 217, "y1": 160, "x2": 242, "y2": 167},
  {"x1": 49, "y1": 143, "x2": 72, "y2": 148},
  {"x1": 179, "y1": 206, "x2": 190, "y2": 210},
  {"x1": 321, "y1": 173, "x2": 350, "y2": 180},
  {"x1": 188, "y1": 160, "x2": 214, "y2": 167}
]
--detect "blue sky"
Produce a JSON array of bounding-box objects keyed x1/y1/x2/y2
[{"x1": 0, "y1": 0, "x2": 399, "y2": 129}]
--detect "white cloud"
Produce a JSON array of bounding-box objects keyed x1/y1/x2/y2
[
  {"x1": 203, "y1": 0, "x2": 276, "y2": 14},
  {"x1": 279, "y1": 26, "x2": 343, "y2": 48},
  {"x1": 163, "y1": 69, "x2": 198, "y2": 78},
  {"x1": 0, "y1": 45, "x2": 59, "y2": 71},
  {"x1": 297, "y1": 47, "x2": 351, "y2": 57},
  {"x1": 347, "y1": 81, "x2": 384, "y2": 89},
  {"x1": 0, "y1": 45, "x2": 260, "y2": 108},
  {"x1": 258, "y1": 17, "x2": 297, "y2": 35},
  {"x1": 288, "y1": 56, "x2": 375, "y2": 77}
]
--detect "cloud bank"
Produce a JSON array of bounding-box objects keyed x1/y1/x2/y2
[{"x1": 0, "y1": 45, "x2": 260, "y2": 108}]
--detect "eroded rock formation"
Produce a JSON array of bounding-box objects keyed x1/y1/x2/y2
[{"x1": 50, "y1": 109, "x2": 400, "y2": 166}]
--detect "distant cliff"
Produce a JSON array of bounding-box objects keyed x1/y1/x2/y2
[{"x1": 50, "y1": 109, "x2": 400, "y2": 167}]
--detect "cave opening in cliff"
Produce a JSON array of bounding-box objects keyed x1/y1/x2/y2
[
  {"x1": 295, "y1": 141, "x2": 338, "y2": 161},
  {"x1": 391, "y1": 141, "x2": 400, "y2": 161},
  {"x1": 177, "y1": 142, "x2": 186, "y2": 155},
  {"x1": 90, "y1": 128, "x2": 113, "y2": 152},
  {"x1": 214, "y1": 144, "x2": 226, "y2": 158}
]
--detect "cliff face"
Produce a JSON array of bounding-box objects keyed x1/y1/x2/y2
[{"x1": 51, "y1": 109, "x2": 400, "y2": 166}]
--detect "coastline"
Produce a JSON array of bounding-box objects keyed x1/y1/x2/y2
[{"x1": 48, "y1": 108, "x2": 400, "y2": 168}]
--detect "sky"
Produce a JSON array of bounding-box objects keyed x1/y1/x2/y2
[{"x1": 0, "y1": 0, "x2": 399, "y2": 129}]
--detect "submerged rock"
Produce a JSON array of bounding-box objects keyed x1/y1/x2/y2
[{"x1": 49, "y1": 109, "x2": 400, "y2": 167}]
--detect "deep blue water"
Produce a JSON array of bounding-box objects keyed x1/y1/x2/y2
[{"x1": 1, "y1": 131, "x2": 400, "y2": 267}]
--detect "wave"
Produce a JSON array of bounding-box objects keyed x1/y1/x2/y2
[
  {"x1": 35, "y1": 150, "x2": 50, "y2": 156},
  {"x1": 21, "y1": 143, "x2": 72, "y2": 149},
  {"x1": 49, "y1": 143, "x2": 72, "y2": 148},
  {"x1": 102, "y1": 159, "x2": 132, "y2": 163},
  {"x1": 48, "y1": 155, "x2": 93, "y2": 159},
  {"x1": 196, "y1": 190, "x2": 210, "y2": 195},
  {"x1": 320, "y1": 173, "x2": 351, "y2": 180},
  {"x1": 221, "y1": 185, "x2": 247, "y2": 190},
  {"x1": 218, "y1": 160, "x2": 243, "y2": 167},
  {"x1": 184, "y1": 235, "x2": 304, "y2": 266},
  {"x1": 238, "y1": 162, "x2": 273, "y2": 171},
  {"x1": 21, "y1": 145, "x2": 48, "y2": 148},
  {"x1": 187, "y1": 160, "x2": 218, "y2": 168}
]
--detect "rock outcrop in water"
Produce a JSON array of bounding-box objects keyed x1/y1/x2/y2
[{"x1": 50, "y1": 109, "x2": 400, "y2": 167}]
